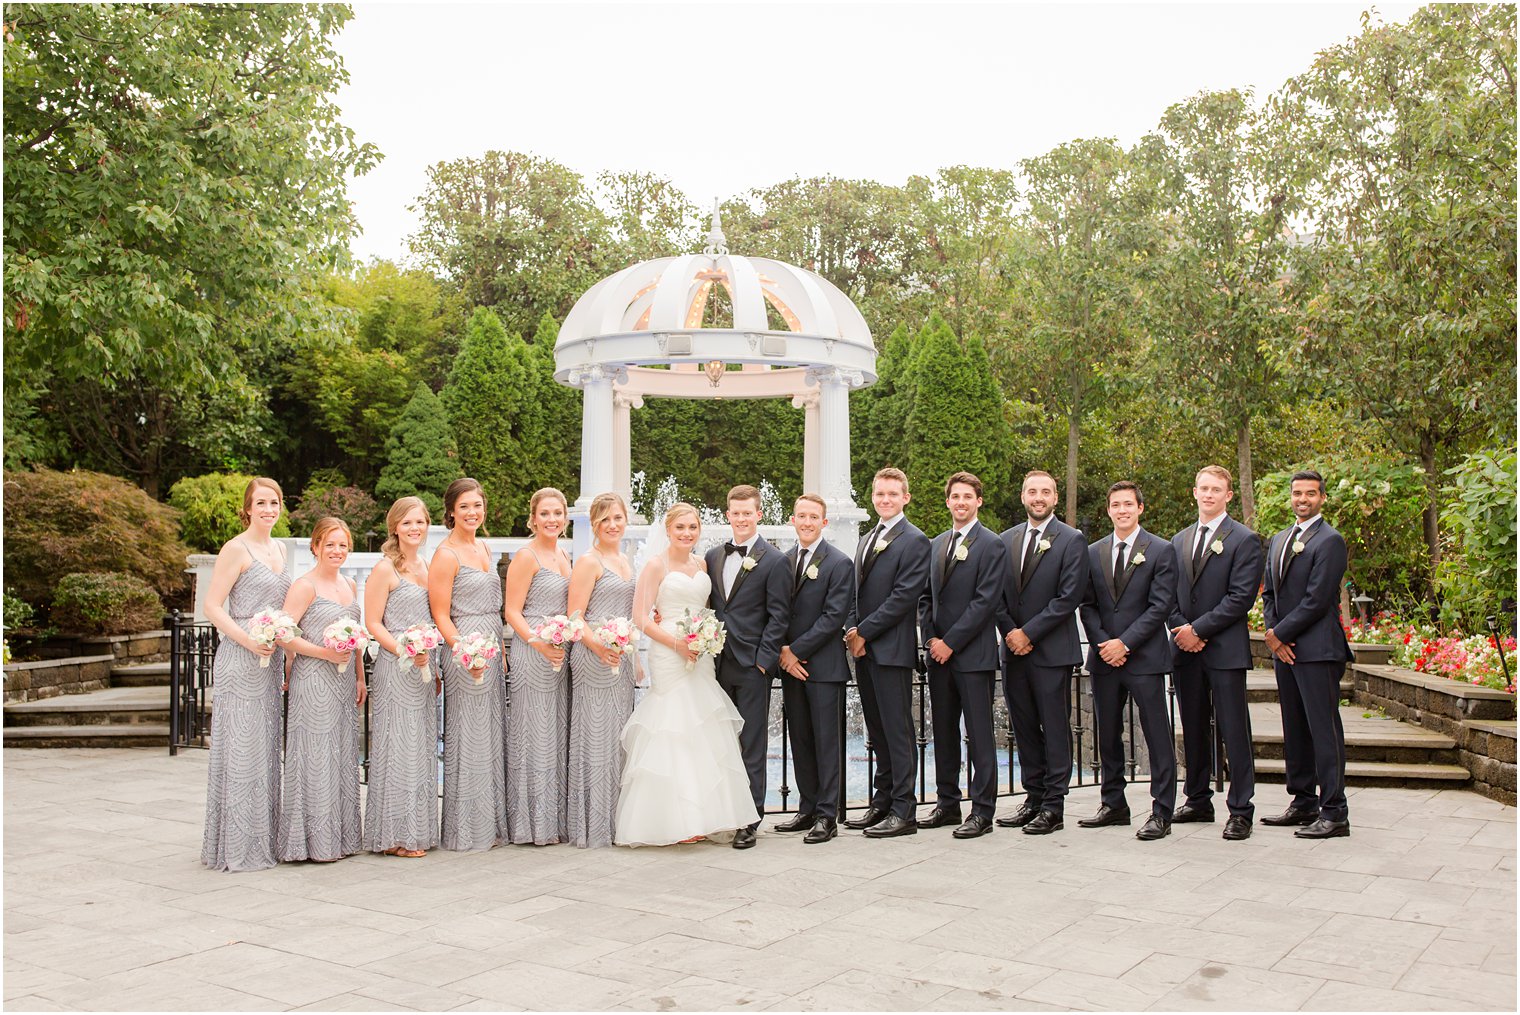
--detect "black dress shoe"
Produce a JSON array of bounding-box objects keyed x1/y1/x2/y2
[
  {"x1": 732, "y1": 827, "x2": 757, "y2": 849},
  {"x1": 1022, "y1": 810, "x2": 1064, "y2": 835},
  {"x1": 1222, "y1": 815, "x2": 1253, "y2": 840},
  {"x1": 1172, "y1": 803, "x2": 1215, "y2": 824},
  {"x1": 1135, "y1": 815, "x2": 1172, "y2": 840},
  {"x1": 804, "y1": 817, "x2": 837, "y2": 844},
  {"x1": 862, "y1": 813, "x2": 917, "y2": 838},
  {"x1": 772, "y1": 812, "x2": 817, "y2": 833},
  {"x1": 918, "y1": 807, "x2": 964, "y2": 829},
  {"x1": 1294, "y1": 817, "x2": 1350, "y2": 839},
  {"x1": 952, "y1": 815, "x2": 994, "y2": 839},
  {"x1": 1261, "y1": 805, "x2": 1319, "y2": 826},
  {"x1": 995, "y1": 801, "x2": 1041, "y2": 828},
  {"x1": 1077, "y1": 805, "x2": 1132, "y2": 828},
  {"x1": 843, "y1": 806, "x2": 888, "y2": 830}
]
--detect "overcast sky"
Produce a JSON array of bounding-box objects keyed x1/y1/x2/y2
[{"x1": 335, "y1": 1, "x2": 1422, "y2": 264}]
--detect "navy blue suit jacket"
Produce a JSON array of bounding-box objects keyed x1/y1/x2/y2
[
  {"x1": 996, "y1": 517, "x2": 1088, "y2": 669},
  {"x1": 706, "y1": 535, "x2": 791, "y2": 675},
  {"x1": 782, "y1": 540, "x2": 856, "y2": 683},
  {"x1": 1262, "y1": 519, "x2": 1354, "y2": 664},
  {"x1": 1080, "y1": 527, "x2": 1178, "y2": 677},
  {"x1": 854, "y1": 517, "x2": 932, "y2": 669},
  {"x1": 919, "y1": 520, "x2": 1012, "y2": 674},
  {"x1": 1169, "y1": 514, "x2": 1265, "y2": 671}
]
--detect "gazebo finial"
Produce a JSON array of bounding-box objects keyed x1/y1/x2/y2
[{"x1": 703, "y1": 198, "x2": 728, "y2": 256}]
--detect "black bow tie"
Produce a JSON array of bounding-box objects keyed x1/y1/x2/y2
[{"x1": 724, "y1": 542, "x2": 746, "y2": 556}]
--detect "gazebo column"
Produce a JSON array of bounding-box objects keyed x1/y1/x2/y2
[
  {"x1": 613, "y1": 390, "x2": 644, "y2": 521},
  {"x1": 809, "y1": 367, "x2": 869, "y2": 551},
  {"x1": 571, "y1": 364, "x2": 617, "y2": 554},
  {"x1": 792, "y1": 389, "x2": 821, "y2": 494}
]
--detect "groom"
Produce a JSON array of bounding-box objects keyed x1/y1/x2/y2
[{"x1": 707, "y1": 483, "x2": 791, "y2": 849}]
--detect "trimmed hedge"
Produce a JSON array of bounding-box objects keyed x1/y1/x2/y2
[
  {"x1": 51, "y1": 572, "x2": 164, "y2": 635},
  {"x1": 2, "y1": 469, "x2": 189, "y2": 610}
]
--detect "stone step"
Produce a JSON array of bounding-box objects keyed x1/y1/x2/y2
[
  {"x1": 1244, "y1": 668, "x2": 1353, "y2": 703},
  {"x1": 1254, "y1": 758, "x2": 1471, "y2": 786},
  {"x1": 3, "y1": 686, "x2": 207, "y2": 728},
  {"x1": 1243, "y1": 702, "x2": 1460, "y2": 765},
  {"x1": 110, "y1": 662, "x2": 171, "y2": 687},
  {"x1": 2, "y1": 723, "x2": 171, "y2": 748}
]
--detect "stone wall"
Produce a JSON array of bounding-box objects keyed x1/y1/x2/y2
[
  {"x1": 77, "y1": 630, "x2": 170, "y2": 665},
  {"x1": 3, "y1": 655, "x2": 115, "y2": 703}
]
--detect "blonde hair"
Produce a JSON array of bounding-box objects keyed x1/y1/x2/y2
[
  {"x1": 588, "y1": 492, "x2": 627, "y2": 540},
  {"x1": 664, "y1": 502, "x2": 700, "y2": 530},
  {"x1": 794, "y1": 492, "x2": 828, "y2": 517},
  {"x1": 526, "y1": 487, "x2": 568, "y2": 534},
  {"x1": 381, "y1": 496, "x2": 429, "y2": 570},
  {"x1": 239, "y1": 477, "x2": 284, "y2": 526},
  {"x1": 1196, "y1": 464, "x2": 1234, "y2": 489},
  {"x1": 872, "y1": 467, "x2": 909, "y2": 495},
  {"x1": 308, "y1": 516, "x2": 353, "y2": 555}
]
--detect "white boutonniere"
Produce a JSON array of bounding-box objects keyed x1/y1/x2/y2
[
  {"x1": 873, "y1": 540, "x2": 889, "y2": 554},
  {"x1": 1210, "y1": 539, "x2": 1225, "y2": 555},
  {"x1": 1291, "y1": 540, "x2": 1305, "y2": 555},
  {"x1": 741, "y1": 555, "x2": 758, "y2": 571},
  {"x1": 1037, "y1": 538, "x2": 1052, "y2": 554},
  {"x1": 954, "y1": 543, "x2": 969, "y2": 562},
  {"x1": 1130, "y1": 551, "x2": 1147, "y2": 567},
  {"x1": 805, "y1": 564, "x2": 819, "y2": 581}
]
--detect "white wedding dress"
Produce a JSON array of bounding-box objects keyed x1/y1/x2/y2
[{"x1": 613, "y1": 569, "x2": 760, "y2": 846}]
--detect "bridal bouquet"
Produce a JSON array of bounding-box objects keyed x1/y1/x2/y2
[
  {"x1": 452, "y1": 633, "x2": 499, "y2": 683},
  {"x1": 397, "y1": 624, "x2": 443, "y2": 682},
  {"x1": 589, "y1": 616, "x2": 641, "y2": 662},
  {"x1": 530, "y1": 614, "x2": 582, "y2": 673},
  {"x1": 322, "y1": 619, "x2": 370, "y2": 675},
  {"x1": 675, "y1": 608, "x2": 726, "y2": 670},
  {"x1": 247, "y1": 610, "x2": 300, "y2": 668}
]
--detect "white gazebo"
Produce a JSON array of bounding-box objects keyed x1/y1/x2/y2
[{"x1": 554, "y1": 208, "x2": 877, "y2": 550}]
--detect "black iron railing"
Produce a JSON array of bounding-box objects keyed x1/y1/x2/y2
[{"x1": 168, "y1": 610, "x2": 218, "y2": 754}]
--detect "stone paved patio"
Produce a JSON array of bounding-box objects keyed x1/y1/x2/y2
[{"x1": 4, "y1": 748, "x2": 1515, "y2": 1011}]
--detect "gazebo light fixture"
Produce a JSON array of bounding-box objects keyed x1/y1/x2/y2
[{"x1": 704, "y1": 360, "x2": 726, "y2": 387}]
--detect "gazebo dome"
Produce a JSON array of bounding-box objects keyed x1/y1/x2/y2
[{"x1": 554, "y1": 209, "x2": 876, "y2": 386}]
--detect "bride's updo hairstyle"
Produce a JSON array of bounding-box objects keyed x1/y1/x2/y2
[
  {"x1": 663, "y1": 502, "x2": 700, "y2": 531},
  {"x1": 442, "y1": 477, "x2": 487, "y2": 533},
  {"x1": 526, "y1": 487, "x2": 568, "y2": 534}
]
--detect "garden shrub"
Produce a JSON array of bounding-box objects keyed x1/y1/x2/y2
[
  {"x1": 374, "y1": 383, "x2": 461, "y2": 522},
  {"x1": 1435, "y1": 448, "x2": 1518, "y2": 632},
  {"x1": 2, "y1": 469, "x2": 189, "y2": 609},
  {"x1": 51, "y1": 572, "x2": 165, "y2": 635},
  {"x1": 167, "y1": 472, "x2": 292, "y2": 552},
  {"x1": 289, "y1": 484, "x2": 383, "y2": 546}
]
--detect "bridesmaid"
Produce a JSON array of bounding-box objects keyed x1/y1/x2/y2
[
  {"x1": 277, "y1": 517, "x2": 365, "y2": 863},
  {"x1": 201, "y1": 477, "x2": 291, "y2": 872},
  {"x1": 565, "y1": 493, "x2": 637, "y2": 849},
  {"x1": 429, "y1": 477, "x2": 510, "y2": 851},
  {"x1": 363, "y1": 496, "x2": 440, "y2": 858},
  {"x1": 504, "y1": 487, "x2": 573, "y2": 845}
]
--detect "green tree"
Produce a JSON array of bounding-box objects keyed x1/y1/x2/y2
[
  {"x1": 3, "y1": 4, "x2": 379, "y2": 495},
  {"x1": 1013, "y1": 138, "x2": 1160, "y2": 524},
  {"x1": 375, "y1": 384, "x2": 463, "y2": 521},
  {"x1": 850, "y1": 322, "x2": 913, "y2": 497},
  {"x1": 1435, "y1": 448, "x2": 1518, "y2": 632},
  {"x1": 1276, "y1": 4, "x2": 1517, "y2": 574},
  {"x1": 902, "y1": 314, "x2": 1016, "y2": 534},
  {"x1": 598, "y1": 171, "x2": 700, "y2": 261},
  {"x1": 441, "y1": 307, "x2": 535, "y2": 531},
  {"x1": 519, "y1": 314, "x2": 583, "y2": 505}
]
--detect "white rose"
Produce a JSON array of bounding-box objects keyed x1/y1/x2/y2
[
  {"x1": 1210, "y1": 539, "x2": 1225, "y2": 555},
  {"x1": 953, "y1": 544, "x2": 969, "y2": 562},
  {"x1": 741, "y1": 556, "x2": 757, "y2": 571},
  {"x1": 1131, "y1": 551, "x2": 1146, "y2": 566},
  {"x1": 1037, "y1": 538, "x2": 1052, "y2": 553},
  {"x1": 805, "y1": 564, "x2": 819, "y2": 580}
]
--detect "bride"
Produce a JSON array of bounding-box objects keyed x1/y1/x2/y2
[{"x1": 614, "y1": 503, "x2": 760, "y2": 846}]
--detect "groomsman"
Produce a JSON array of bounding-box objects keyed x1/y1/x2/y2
[
  {"x1": 1169, "y1": 465, "x2": 1264, "y2": 841},
  {"x1": 1261, "y1": 469, "x2": 1354, "y2": 839},
  {"x1": 996, "y1": 470, "x2": 1088, "y2": 835},
  {"x1": 1078, "y1": 481, "x2": 1179, "y2": 841},
  {"x1": 773, "y1": 494, "x2": 856, "y2": 844},
  {"x1": 845, "y1": 467, "x2": 932, "y2": 838},
  {"x1": 918, "y1": 472, "x2": 1012, "y2": 839},
  {"x1": 707, "y1": 483, "x2": 791, "y2": 849}
]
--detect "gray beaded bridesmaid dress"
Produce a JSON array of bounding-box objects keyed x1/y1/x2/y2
[
  {"x1": 278, "y1": 595, "x2": 364, "y2": 862},
  {"x1": 507, "y1": 551, "x2": 571, "y2": 845},
  {"x1": 440, "y1": 551, "x2": 510, "y2": 851},
  {"x1": 567, "y1": 563, "x2": 636, "y2": 848},
  {"x1": 362, "y1": 579, "x2": 440, "y2": 854},
  {"x1": 202, "y1": 559, "x2": 290, "y2": 872}
]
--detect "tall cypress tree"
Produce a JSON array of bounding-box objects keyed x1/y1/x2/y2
[
  {"x1": 851, "y1": 322, "x2": 913, "y2": 498},
  {"x1": 521, "y1": 313, "x2": 583, "y2": 503},
  {"x1": 375, "y1": 383, "x2": 463, "y2": 521},
  {"x1": 441, "y1": 307, "x2": 533, "y2": 532}
]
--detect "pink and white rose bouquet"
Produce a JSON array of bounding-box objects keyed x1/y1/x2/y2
[
  {"x1": 589, "y1": 616, "x2": 640, "y2": 664},
  {"x1": 322, "y1": 619, "x2": 370, "y2": 675},
  {"x1": 451, "y1": 633, "x2": 499, "y2": 683},
  {"x1": 675, "y1": 608, "x2": 726, "y2": 670},
  {"x1": 248, "y1": 609, "x2": 300, "y2": 668},
  {"x1": 530, "y1": 614, "x2": 582, "y2": 673},
  {"x1": 397, "y1": 624, "x2": 443, "y2": 682}
]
